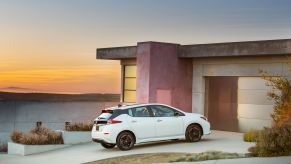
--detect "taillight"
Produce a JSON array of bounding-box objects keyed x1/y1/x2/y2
[
  {"x1": 200, "y1": 116, "x2": 208, "y2": 121},
  {"x1": 107, "y1": 119, "x2": 122, "y2": 124}
]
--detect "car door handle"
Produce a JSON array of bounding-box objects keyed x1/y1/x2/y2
[
  {"x1": 131, "y1": 120, "x2": 137, "y2": 123},
  {"x1": 157, "y1": 119, "x2": 162, "y2": 122}
]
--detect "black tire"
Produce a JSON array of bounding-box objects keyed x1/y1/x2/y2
[
  {"x1": 116, "y1": 131, "x2": 135, "y2": 151},
  {"x1": 185, "y1": 124, "x2": 202, "y2": 142},
  {"x1": 101, "y1": 142, "x2": 116, "y2": 149}
]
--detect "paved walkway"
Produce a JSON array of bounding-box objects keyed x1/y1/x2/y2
[{"x1": 0, "y1": 131, "x2": 255, "y2": 164}]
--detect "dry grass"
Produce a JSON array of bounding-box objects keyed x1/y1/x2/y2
[
  {"x1": 30, "y1": 127, "x2": 50, "y2": 135},
  {"x1": 18, "y1": 133, "x2": 48, "y2": 145},
  {"x1": 65, "y1": 122, "x2": 93, "y2": 131},
  {"x1": 86, "y1": 151, "x2": 245, "y2": 164},
  {"x1": 10, "y1": 127, "x2": 63, "y2": 145},
  {"x1": 10, "y1": 130, "x2": 23, "y2": 143}
]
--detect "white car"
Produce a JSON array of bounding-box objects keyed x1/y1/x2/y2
[{"x1": 91, "y1": 103, "x2": 211, "y2": 151}]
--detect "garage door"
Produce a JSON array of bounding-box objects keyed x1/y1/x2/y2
[
  {"x1": 238, "y1": 77, "x2": 273, "y2": 132},
  {"x1": 206, "y1": 77, "x2": 238, "y2": 132}
]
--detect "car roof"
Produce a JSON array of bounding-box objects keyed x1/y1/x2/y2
[{"x1": 103, "y1": 103, "x2": 178, "y2": 111}]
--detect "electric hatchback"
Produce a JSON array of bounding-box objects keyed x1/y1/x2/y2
[{"x1": 91, "y1": 103, "x2": 211, "y2": 151}]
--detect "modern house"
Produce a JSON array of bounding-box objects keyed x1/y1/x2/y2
[{"x1": 96, "y1": 39, "x2": 291, "y2": 132}]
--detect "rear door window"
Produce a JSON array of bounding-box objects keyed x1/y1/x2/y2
[
  {"x1": 150, "y1": 105, "x2": 185, "y2": 117},
  {"x1": 128, "y1": 106, "x2": 152, "y2": 117},
  {"x1": 150, "y1": 105, "x2": 175, "y2": 117}
]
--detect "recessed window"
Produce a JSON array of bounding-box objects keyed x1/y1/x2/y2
[{"x1": 123, "y1": 65, "x2": 136, "y2": 103}]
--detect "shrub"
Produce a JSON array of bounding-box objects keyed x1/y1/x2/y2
[
  {"x1": 19, "y1": 133, "x2": 48, "y2": 145},
  {"x1": 249, "y1": 59, "x2": 291, "y2": 156},
  {"x1": 248, "y1": 124, "x2": 291, "y2": 157},
  {"x1": 10, "y1": 127, "x2": 63, "y2": 145},
  {"x1": 243, "y1": 129, "x2": 259, "y2": 142},
  {"x1": 65, "y1": 121, "x2": 93, "y2": 131},
  {"x1": 30, "y1": 127, "x2": 50, "y2": 135},
  {"x1": 10, "y1": 130, "x2": 23, "y2": 143},
  {"x1": 47, "y1": 131, "x2": 63, "y2": 144},
  {"x1": 259, "y1": 61, "x2": 291, "y2": 126}
]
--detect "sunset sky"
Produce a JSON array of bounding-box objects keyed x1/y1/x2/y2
[{"x1": 0, "y1": 0, "x2": 291, "y2": 93}]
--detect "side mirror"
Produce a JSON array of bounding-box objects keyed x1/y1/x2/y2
[{"x1": 174, "y1": 112, "x2": 180, "y2": 117}]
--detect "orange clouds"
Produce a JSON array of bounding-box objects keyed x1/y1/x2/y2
[
  {"x1": 0, "y1": 66, "x2": 117, "y2": 83},
  {"x1": 0, "y1": 34, "x2": 121, "y2": 93},
  {"x1": 0, "y1": 65, "x2": 121, "y2": 93}
]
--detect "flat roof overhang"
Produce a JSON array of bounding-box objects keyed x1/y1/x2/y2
[
  {"x1": 96, "y1": 39, "x2": 291, "y2": 59},
  {"x1": 97, "y1": 46, "x2": 137, "y2": 60}
]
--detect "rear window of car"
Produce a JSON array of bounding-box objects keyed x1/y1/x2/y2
[{"x1": 98, "y1": 109, "x2": 128, "y2": 119}]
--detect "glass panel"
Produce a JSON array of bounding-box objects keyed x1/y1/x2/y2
[
  {"x1": 130, "y1": 107, "x2": 151, "y2": 117},
  {"x1": 124, "y1": 78, "x2": 136, "y2": 90},
  {"x1": 128, "y1": 108, "x2": 133, "y2": 117},
  {"x1": 151, "y1": 105, "x2": 175, "y2": 117},
  {"x1": 124, "y1": 90, "x2": 136, "y2": 103},
  {"x1": 98, "y1": 113, "x2": 112, "y2": 120},
  {"x1": 123, "y1": 65, "x2": 136, "y2": 103},
  {"x1": 124, "y1": 66, "x2": 136, "y2": 77}
]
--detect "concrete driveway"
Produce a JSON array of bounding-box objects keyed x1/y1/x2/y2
[{"x1": 0, "y1": 131, "x2": 254, "y2": 164}]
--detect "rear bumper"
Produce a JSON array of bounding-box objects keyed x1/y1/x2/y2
[
  {"x1": 91, "y1": 131, "x2": 116, "y2": 144},
  {"x1": 92, "y1": 138, "x2": 106, "y2": 144}
]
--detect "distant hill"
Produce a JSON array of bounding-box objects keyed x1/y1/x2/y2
[
  {"x1": 0, "y1": 91, "x2": 120, "y2": 102},
  {"x1": 0, "y1": 86, "x2": 46, "y2": 93}
]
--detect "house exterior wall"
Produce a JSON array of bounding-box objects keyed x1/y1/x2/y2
[
  {"x1": 136, "y1": 43, "x2": 151, "y2": 103},
  {"x1": 136, "y1": 42, "x2": 193, "y2": 112},
  {"x1": 192, "y1": 56, "x2": 290, "y2": 132},
  {"x1": 96, "y1": 39, "x2": 291, "y2": 132}
]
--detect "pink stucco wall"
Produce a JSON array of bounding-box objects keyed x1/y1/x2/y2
[
  {"x1": 136, "y1": 42, "x2": 193, "y2": 112},
  {"x1": 136, "y1": 43, "x2": 151, "y2": 103}
]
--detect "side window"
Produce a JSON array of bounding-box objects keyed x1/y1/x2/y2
[
  {"x1": 150, "y1": 105, "x2": 175, "y2": 117},
  {"x1": 128, "y1": 107, "x2": 151, "y2": 117}
]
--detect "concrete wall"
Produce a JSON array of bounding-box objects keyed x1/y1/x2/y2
[
  {"x1": 0, "y1": 101, "x2": 118, "y2": 143},
  {"x1": 136, "y1": 42, "x2": 193, "y2": 112},
  {"x1": 192, "y1": 56, "x2": 290, "y2": 132}
]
